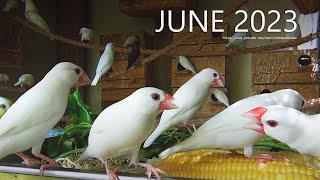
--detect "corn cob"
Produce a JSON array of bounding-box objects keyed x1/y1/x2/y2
[{"x1": 156, "y1": 149, "x2": 320, "y2": 179}]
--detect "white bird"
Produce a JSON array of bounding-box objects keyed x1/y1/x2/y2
[
  {"x1": 0, "y1": 97, "x2": 12, "y2": 117},
  {"x1": 0, "y1": 73, "x2": 9, "y2": 85},
  {"x1": 21, "y1": 0, "x2": 38, "y2": 13},
  {"x1": 78, "y1": 87, "x2": 178, "y2": 180},
  {"x1": 79, "y1": 27, "x2": 94, "y2": 43},
  {"x1": 227, "y1": 31, "x2": 251, "y2": 47},
  {"x1": 159, "y1": 89, "x2": 305, "y2": 159},
  {"x1": 25, "y1": 10, "x2": 50, "y2": 33},
  {"x1": 143, "y1": 68, "x2": 224, "y2": 148},
  {"x1": 244, "y1": 105, "x2": 320, "y2": 157},
  {"x1": 14, "y1": 74, "x2": 35, "y2": 88},
  {"x1": 2, "y1": 0, "x2": 18, "y2": 12},
  {"x1": 91, "y1": 43, "x2": 114, "y2": 86},
  {"x1": 212, "y1": 88, "x2": 230, "y2": 107},
  {"x1": 123, "y1": 36, "x2": 139, "y2": 48},
  {"x1": 178, "y1": 56, "x2": 196, "y2": 74},
  {"x1": 0, "y1": 62, "x2": 90, "y2": 174}
]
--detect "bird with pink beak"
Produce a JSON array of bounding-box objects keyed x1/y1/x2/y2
[
  {"x1": 244, "y1": 105, "x2": 320, "y2": 158},
  {"x1": 144, "y1": 68, "x2": 224, "y2": 148},
  {"x1": 159, "y1": 89, "x2": 305, "y2": 160},
  {"x1": 0, "y1": 62, "x2": 90, "y2": 174},
  {"x1": 79, "y1": 87, "x2": 178, "y2": 180}
]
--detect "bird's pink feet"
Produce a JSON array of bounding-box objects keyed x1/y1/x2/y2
[
  {"x1": 34, "y1": 153, "x2": 60, "y2": 175},
  {"x1": 250, "y1": 154, "x2": 288, "y2": 163},
  {"x1": 226, "y1": 150, "x2": 241, "y2": 157},
  {"x1": 138, "y1": 163, "x2": 165, "y2": 180},
  {"x1": 104, "y1": 161, "x2": 119, "y2": 180},
  {"x1": 15, "y1": 152, "x2": 40, "y2": 167}
]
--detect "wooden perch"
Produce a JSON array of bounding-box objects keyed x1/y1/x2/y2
[
  {"x1": 108, "y1": 32, "x2": 320, "y2": 79},
  {"x1": 13, "y1": 16, "x2": 156, "y2": 56}
]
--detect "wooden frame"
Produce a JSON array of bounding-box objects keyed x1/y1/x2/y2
[{"x1": 0, "y1": 18, "x2": 23, "y2": 68}]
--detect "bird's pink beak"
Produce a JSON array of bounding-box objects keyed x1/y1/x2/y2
[
  {"x1": 213, "y1": 76, "x2": 224, "y2": 87},
  {"x1": 243, "y1": 123, "x2": 265, "y2": 135},
  {"x1": 242, "y1": 107, "x2": 268, "y2": 135},
  {"x1": 77, "y1": 71, "x2": 91, "y2": 86},
  {"x1": 159, "y1": 93, "x2": 178, "y2": 110}
]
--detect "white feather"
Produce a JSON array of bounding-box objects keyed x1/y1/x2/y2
[
  {"x1": 80, "y1": 87, "x2": 167, "y2": 164},
  {"x1": 25, "y1": 11, "x2": 50, "y2": 33},
  {"x1": 260, "y1": 105, "x2": 320, "y2": 157},
  {"x1": 213, "y1": 88, "x2": 230, "y2": 107},
  {"x1": 14, "y1": 74, "x2": 35, "y2": 87},
  {"x1": 79, "y1": 27, "x2": 94, "y2": 42},
  {"x1": 0, "y1": 62, "x2": 82, "y2": 159},
  {"x1": 91, "y1": 43, "x2": 114, "y2": 86},
  {"x1": 143, "y1": 68, "x2": 222, "y2": 148},
  {"x1": 24, "y1": 0, "x2": 38, "y2": 13},
  {"x1": 159, "y1": 89, "x2": 305, "y2": 158},
  {"x1": 179, "y1": 56, "x2": 196, "y2": 74}
]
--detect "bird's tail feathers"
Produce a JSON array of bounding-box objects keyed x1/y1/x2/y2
[
  {"x1": 77, "y1": 149, "x2": 90, "y2": 162},
  {"x1": 159, "y1": 137, "x2": 196, "y2": 159},
  {"x1": 14, "y1": 80, "x2": 21, "y2": 86},
  {"x1": 159, "y1": 143, "x2": 186, "y2": 159},
  {"x1": 91, "y1": 74, "x2": 100, "y2": 86},
  {"x1": 143, "y1": 125, "x2": 169, "y2": 148}
]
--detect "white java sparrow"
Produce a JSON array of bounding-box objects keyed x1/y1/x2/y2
[
  {"x1": 178, "y1": 56, "x2": 196, "y2": 74},
  {"x1": 123, "y1": 35, "x2": 139, "y2": 48},
  {"x1": 79, "y1": 27, "x2": 94, "y2": 43},
  {"x1": 143, "y1": 68, "x2": 224, "y2": 148},
  {"x1": 91, "y1": 43, "x2": 114, "y2": 86},
  {"x1": 24, "y1": 9, "x2": 50, "y2": 33},
  {"x1": 0, "y1": 73, "x2": 9, "y2": 84},
  {"x1": 0, "y1": 62, "x2": 90, "y2": 173},
  {"x1": 78, "y1": 87, "x2": 178, "y2": 180},
  {"x1": 159, "y1": 89, "x2": 305, "y2": 159},
  {"x1": 0, "y1": 97, "x2": 12, "y2": 117},
  {"x1": 212, "y1": 88, "x2": 230, "y2": 107},
  {"x1": 14, "y1": 74, "x2": 35, "y2": 88},
  {"x1": 244, "y1": 105, "x2": 320, "y2": 157},
  {"x1": 227, "y1": 31, "x2": 251, "y2": 47}
]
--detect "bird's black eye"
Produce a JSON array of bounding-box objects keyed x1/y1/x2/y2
[
  {"x1": 0, "y1": 104, "x2": 6, "y2": 109},
  {"x1": 213, "y1": 73, "x2": 218, "y2": 78},
  {"x1": 301, "y1": 100, "x2": 305, "y2": 107},
  {"x1": 75, "y1": 68, "x2": 81, "y2": 75},
  {"x1": 151, "y1": 93, "x2": 160, "y2": 101},
  {"x1": 211, "y1": 93, "x2": 218, "y2": 102},
  {"x1": 266, "y1": 120, "x2": 278, "y2": 127}
]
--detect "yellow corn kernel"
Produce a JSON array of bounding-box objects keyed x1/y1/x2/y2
[{"x1": 156, "y1": 149, "x2": 320, "y2": 179}]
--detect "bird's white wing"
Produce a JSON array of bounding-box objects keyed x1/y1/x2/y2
[
  {"x1": 179, "y1": 57, "x2": 196, "y2": 74},
  {"x1": 26, "y1": 12, "x2": 49, "y2": 32},
  {"x1": 214, "y1": 89, "x2": 230, "y2": 107},
  {"x1": 25, "y1": 0, "x2": 39, "y2": 13},
  {"x1": 0, "y1": 86, "x2": 66, "y2": 136},
  {"x1": 96, "y1": 51, "x2": 114, "y2": 74}
]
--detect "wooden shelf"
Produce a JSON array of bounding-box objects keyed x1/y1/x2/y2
[{"x1": 0, "y1": 85, "x2": 27, "y2": 93}]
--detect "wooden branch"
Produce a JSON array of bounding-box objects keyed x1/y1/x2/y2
[
  {"x1": 105, "y1": 32, "x2": 196, "y2": 79},
  {"x1": 221, "y1": 33, "x2": 320, "y2": 57},
  {"x1": 13, "y1": 16, "x2": 156, "y2": 55}
]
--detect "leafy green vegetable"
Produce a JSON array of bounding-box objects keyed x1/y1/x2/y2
[{"x1": 43, "y1": 89, "x2": 97, "y2": 158}]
